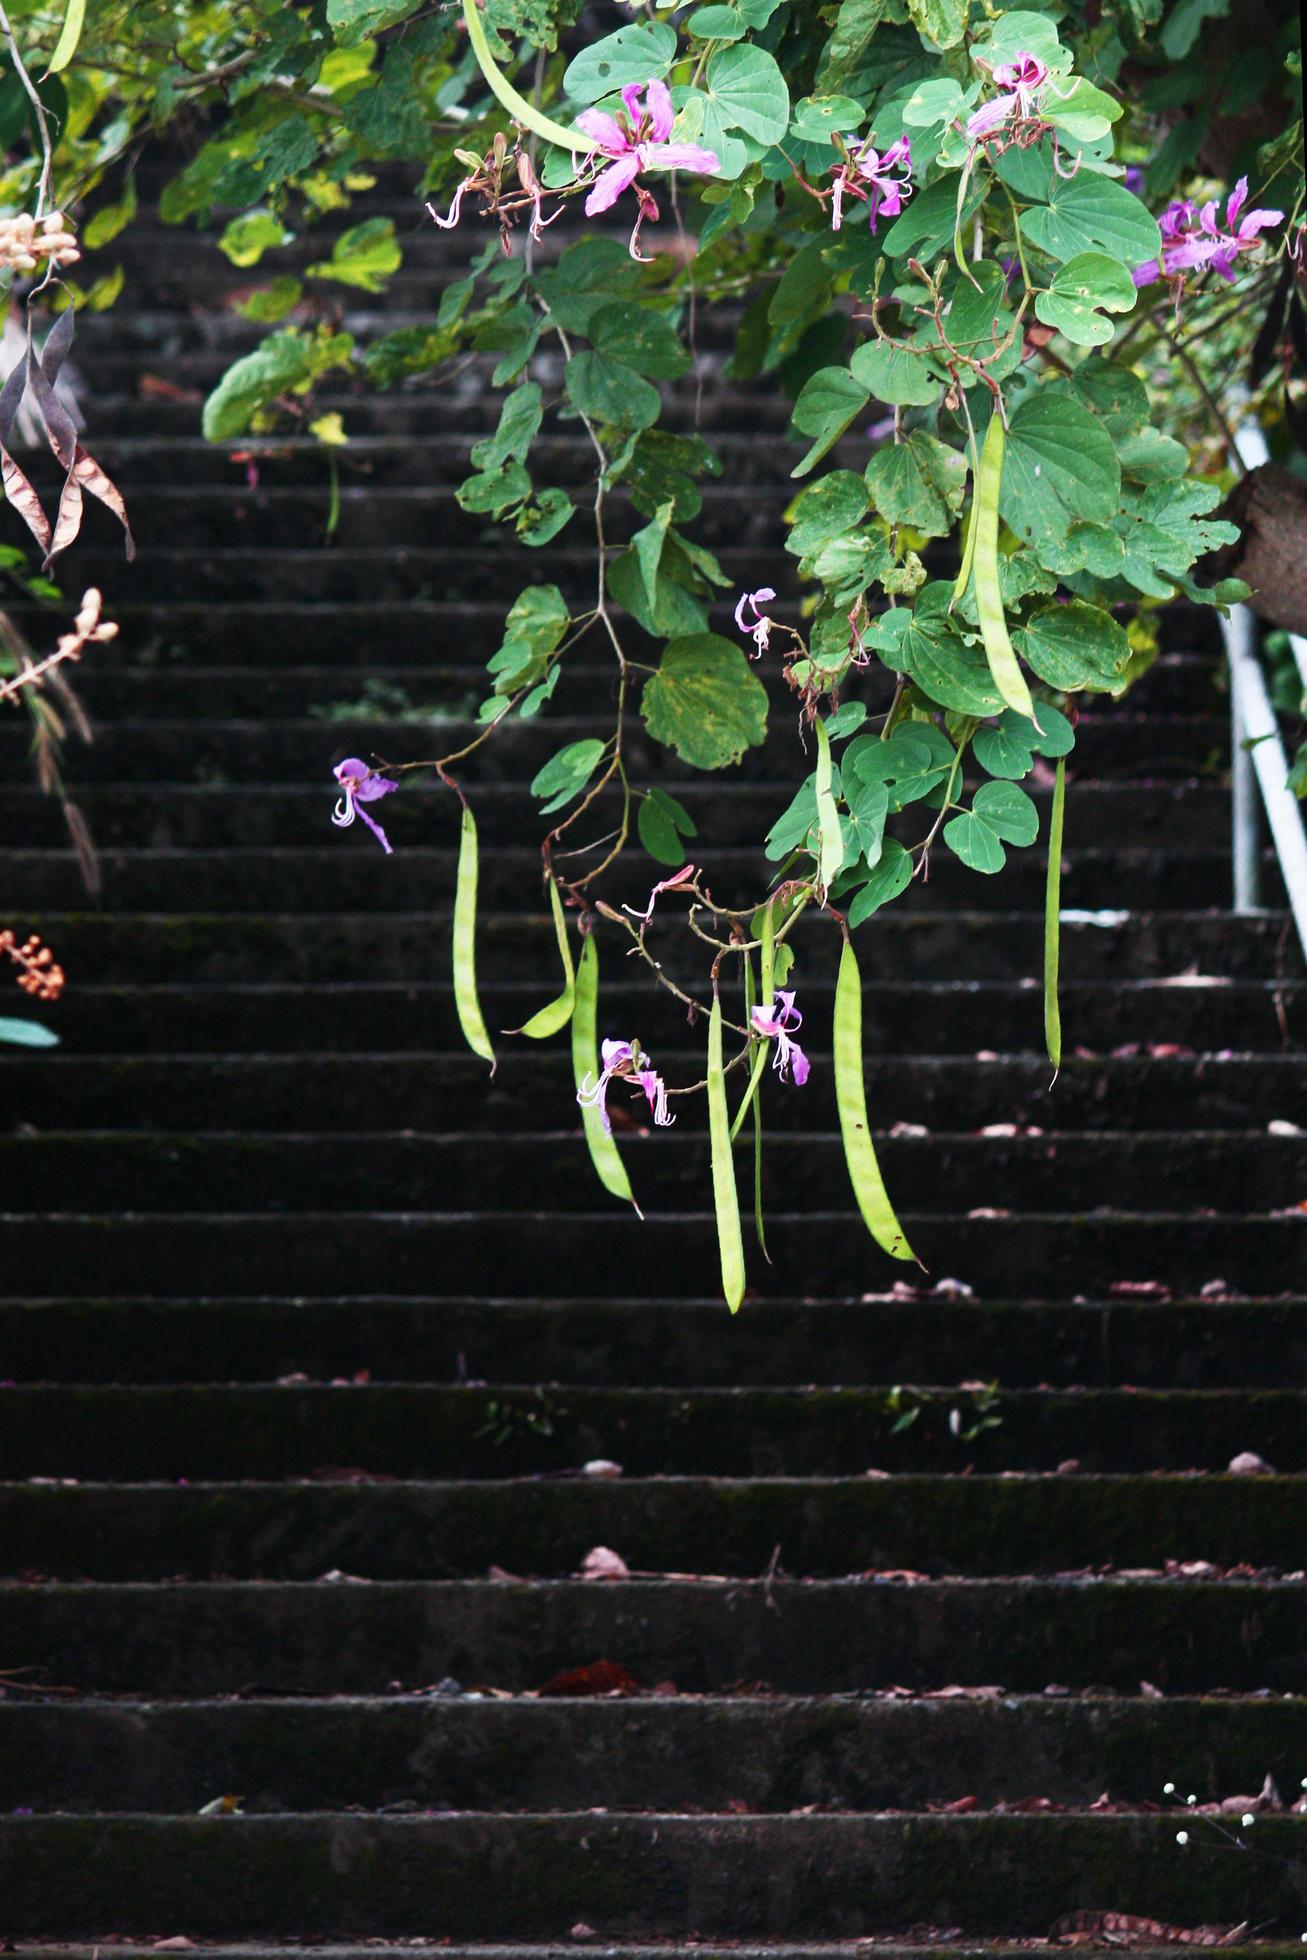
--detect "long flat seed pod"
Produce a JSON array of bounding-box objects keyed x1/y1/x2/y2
[
  {"x1": 730, "y1": 897, "x2": 775, "y2": 1143},
  {"x1": 573, "y1": 935, "x2": 640, "y2": 1214},
  {"x1": 950, "y1": 466, "x2": 979, "y2": 610},
  {"x1": 813, "y1": 716, "x2": 843, "y2": 896},
  {"x1": 453, "y1": 804, "x2": 495, "y2": 1069},
  {"x1": 834, "y1": 937, "x2": 916, "y2": 1264},
  {"x1": 45, "y1": 0, "x2": 87, "y2": 74},
  {"x1": 708, "y1": 989, "x2": 746, "y2": 1312},
  {"x1": 1044, "y1": 755, "x2": 1066, "y2": 1078},
  {"x1": 973, "y1": 414, "x2": 1036, "y2": 723},
  {"x1": 515, "y1": 877, "x2": 576, "y2": 1038},
  {"x1": 461, "y1": 0, "x2": 589, "y2": 150}
]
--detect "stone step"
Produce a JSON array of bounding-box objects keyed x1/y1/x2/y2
[
  {"x1": 0, "y1": 1209, "x2": 1299, "y2": 1298},
  {"x1": 24, "y1": 978, "x2": 1305, "y2": 1056},
  {"x1": 0, "y1": 781, "x2": 1237, "y2": 852},
  {"x1": 3, "y1": 1050, "x2": 1301, "y2": 1132},
  {"x1": 5, "y1": 1691, "x2": 1302, "y2": 1814},
  {"x1": 4, "y1": 1127, "x2": 1301, "y2": 1214},
  {"x1": 1, "y1": 1384, "x2": 1301, "y2": 1481},
  {"x1": 69, "y1": 655, "x2": 1225, "y2": 720},
  {"x1": 4, "y1": 911, "x2": 1292, "y2": 984},
  {"x1": 3, "y1": 1810, "x2": 1302, "y2": 1941},
  {"x1": 1, "y1": 846, "x2": 1258, "y2": 917},
  {"x1": 9, "y1": 1949, "x2": 1303, "y2": 1960},
  {"x1": 2, "y1": 1575, "x2": 1303, "y2": 1695},
  {"x1": 9, "y1": 1474, "x2": 1306, "y2": 1583},
  {"x1": 5, "y1": 1295, "x2": 1303, "y2": 1391}
]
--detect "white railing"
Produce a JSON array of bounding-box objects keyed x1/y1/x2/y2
[{"x1": 1222, "y1": 421, "x2": 1307, "y2": 962}]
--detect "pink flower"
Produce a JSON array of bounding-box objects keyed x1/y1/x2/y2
[
  {"x1": 332, "y1": 758, "x2": 398, "y2": 855},
  {"x1": 750, "y1": 990, "x2": 810, "y2": 1086},
  {"x1": 830, "y1": 135, "x2": 913, "y2": 234},
  {"x1": 575, "y1": 80, "x2": 719, "y2": 259},
  {"x1": 734, "y1": 586, "x2": 777, "y2": 657},
  {"x1": 1134, "y1": 178, "x2": 1283, "y2": 288},
  {"x1": 966, "y1": 50, "x2": 1049, "y2": 141},
  {"x1": 578, "y1": 1037, "x2": 674, "y2": 1131}
]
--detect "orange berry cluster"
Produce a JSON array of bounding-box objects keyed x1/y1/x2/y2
[{"x1": 0, "y1": 930, "x2": 65, "y2": 1001}]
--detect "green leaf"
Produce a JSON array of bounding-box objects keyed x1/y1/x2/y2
[
  {"x1": 566, "y1": 351, "x2": 661, "y2": 430},
  {"x1": 327, "y1": 0, "x2": 420, "y2": 43},
  {"x1": 790, "y1": 93, "x2": 865, "y2": 139},
  {"x1": 471, "y1": 384, "x2": 543, "y2": 471},
  {"x1": 642, "y1": 634, "x2": 769, "y2": 770},
  {"x1": 202, "y1": 333, "x2": 312, "y2": 441},
  {"x1": 873, "y1": 585, "x2": 1004, "y2": 717},
  {"x1": 865, "y1": 432, "x2": 967, "y2": 535},
  {"x1": 788, "y1": 471, "x2": 870, "y2": 556},
  {"x1": 817, "y1": 0, "x2": 891, "y2": 87},
  {"x1": 517, "y1": 489, "x2": 574, "y2": 546},
  {"x1": 530, "y1": 738, "x2": 607, "y2": 814},
  {"x1": 632, "y1": 498, "x2": 675, "y2": 611},
  {"x1": 589, "y1": 305, "x2": 689, "y2": 380},
  {"x1": 882, "y1": 171, "x2": 987, "y2": 260},
  {"x1": 901, "y1": 77, "x2": 966, "y2": 124},
  {"x1": 1021, "y1": 175, "x2": 1162, "y2": 267},
  {"x1": 564, "y1": 23, "x2": 678, "y2": 100},
  {"x1": 83, "y1": 180, "x2": 137, "y2": 250},
  {"x1": 456, "y1": 461, "x2": 531, "y2": 514},
  {"x1": 944, "y1": 260, "x2": 1020, "y2": 372},
  {"x1": 639, "y1": 785, "x2": 698, "y2": 865},
  {"x1": 1035, "y1": 252, "x2": 1138, "y2": 348},
  {"x1": 790, "y1": 366, "x2": 869, "y2": 476},
  {"x1": 219, "y1": 210, "x2": 291, "y2": 268},
  {"x1": 847, "y1": 839, "x2": 913, "y2": 924},
  {"x1": 609, "y1": 551, "x2": 708, "y2": 637},
  {"x1": 999, "y1": 392, "x2": 1121, "y2": 554},
  {"x1": 534, "y1": 238, "x2": 642, "y2": 333},
  {"x1": 0, "y1": 1015, "x2": 58, "y2": 1047},
  {"x1": 944, "y1": 780, "x2": 1038, "y2": 872},
  {"x1": 235, "y1": 277, "x2": 304, "y2": 324},
  {"x1": 850, "y1": 338, "x2": 942, "y2": 406},
  {"x1": 1016, "y1": 601, "x2": 1130, "y2": 693},
  {"x1": 973, "y1": 702, "x2": 1075, "y2": 778},
  {"x1": 1042, "y1": 76, "x2": 1123, "y2": 145},
  {"x1": 704, "y1": 43, "x2": 790, "y2": 143},
  {"x1": 688, "y1": 4, "x2": 746, "y2": 37},
  {"x1": 848, "y1": 779, "x2": 889, "y2": 866},
  {"x1": 488, "y1": 584, "x2": 569, "y2": 691},
  {"x1": 906, "y1": 0, "x2": 968, "y2": 48},
  {"x1": 843, "y1": 721, "x2": 956, "y2": 807},
  {"x1": 307, "y1": 217, "x2": 401, "y2": 294}
]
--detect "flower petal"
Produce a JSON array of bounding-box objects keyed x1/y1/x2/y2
[
  {"x1": 645, "y1": 78, "x2": 675, "y2": 142},
  {"x1": 640, "y1": 141, "x2": 721, "y2": 176},
  {"x1": 356, "y1": 803, "x2": 394, "y2": 855},
  {"x1": 584, "y1": 154, "x2": 641, "y2": 214},
  {"x1": 575, "y1": 108, "x2": 628, "y2": 157}
]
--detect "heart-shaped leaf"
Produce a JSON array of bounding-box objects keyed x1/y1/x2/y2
[{"x1": 1035, "y1": 252, "x2": 1138, "y2": 347}]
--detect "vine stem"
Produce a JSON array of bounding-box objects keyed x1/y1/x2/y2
[{"x1": 0, "y1": 0, "x2": 54, "y2": 221}]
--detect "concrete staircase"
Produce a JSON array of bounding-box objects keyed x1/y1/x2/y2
[{"x1": 1, "y1": 192, "x2": 1305, "y2": 1952}]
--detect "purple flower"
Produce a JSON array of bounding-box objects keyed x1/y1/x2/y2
[
  {"x1": 1125, "y1": 165, "x2": 1145, "y2": 195},
  {"x1": 1133, "y1": 178, "x2": 1283, "y2": 288},
  {"x1": 332, "y1": 757, "x2": 398, "y2": 855},
  {"x1": 734, "y1": 586, "x2": 777, "y2": 657},
  {"x1": 750, "y1": 990, "x2": 810, "y2": 1086},
  {"x1": 578, "y1": 1037, "x2": 674, "y2": 1131},
  {"x1": 966, "y1": 50, "x2": 1049, "y2": 141},
  {"x1": 575, "y1": 81, "x2": 719, "y2": 259},
  {"x1": 829, "y1": 134, "x2": 913, "y2": 234}
]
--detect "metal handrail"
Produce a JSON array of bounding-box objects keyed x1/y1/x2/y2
[{"x1": 1222, "y1": 422, "x2": 1307, "y2": 961}]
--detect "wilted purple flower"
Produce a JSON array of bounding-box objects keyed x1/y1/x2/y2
[
  {"x1": 734, "y1": 586, "x2": 777, "y2": 657},
  {"x1": 624, "y1": 862, "x2": 698, "y2": 924},
  {"x1": 576, "y1": 81, "x2": 719, "y2": 259},
  {"x1": 966, "y1": 50, "x2": 1050, "y2": 141},
  {"x1": 1133, "y1": 178, "x2": 1283, "y2": 288},
  {"x1": 332, "y1": 757, "x2": 398, "y2": 855},
  {"x1": 578, "y1": 1038, "x2": 674, "y2": 1131},
  {"x1": 751, "y1": 990, "x2": 810, "y2": 1086}
]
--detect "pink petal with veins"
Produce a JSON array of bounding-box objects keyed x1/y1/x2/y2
[
  {"x1": 641, "y1": 140, "x2": 721, "y2": 176},
  {"x1": 584, "y1": 154, "x2": 642, "y2": 214},
  {"x1": 645, "y1": 78, "x2": 675, "y2": 142},
  {"x1": 575, "y1": 108, "x2": 629, "y2": 156}
]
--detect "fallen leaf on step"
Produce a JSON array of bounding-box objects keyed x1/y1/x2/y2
[
  {"x1": 1108, "y1": 1280, "x2": 1172, "y2": 1300},
  {"x1": 579, "y1": 1545, "x2": 630, "y2": 1581},
  {"x1": 151, "y1": 1941, "x2": 196, "y2": 1951},
  {"x1": 537, "y1": 1660, "x2": 638, "y2": 1697},
  {"x1": 1051, "y1": 1911, "x2": 1249, "y2": 1946},
  {"x1": 923, "y1": 1683, "x2": 1004, "y2": 1699},
  {"x1": 1227, "y1": 1451, "x2": 1275, "y2": 1475},
  {"x1": 582, "y1": 1459, "x2": 623, "y2": 1478},
  {"x1": 198, "y1": 1794, "x2": 243, "y2": 1815}
]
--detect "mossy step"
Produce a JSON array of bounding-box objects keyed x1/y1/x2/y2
[
  {"x1": 26, "y1": 979, "x2": 1306, "y2": 1058},
  {"x1": 5, "y1": 1575, "x2": 1304, "y2": 1696},
  {"x1": 0, "y1": 1207, "x2": 1301, "y2": 1301},
  {"x1": 5, "y1": 1691, "x2": 1304, "y2": 1814},
  {"x1": 3, "y1": 1050, "x2": 1301, "y2": 1134},
  {"x1": 2, "y1": 913, "x2": 1294, "y2": 985},
  {"x1": 2, "y1": 847, "x2": 1253, "y2": 918},
  {"x1": 4, "y1": 1128, "x2": 1301, "y2": 1216},
  {"x1": 0, "y1": 781, "x2": 1236, "y2": 854},
  {"x1": 6, "y1": 1295, "x2": 1305, "y2": 1392},
  {"x1": 6, "y1": 1475, "x2": 1306, "y2": 1586},
  {"x1": 3, "y1": 1384, "x2": 1303, "y2": 1482},
  {"x1": 3, "y1": 1810, "x2": 1304, "y2": 1939}
]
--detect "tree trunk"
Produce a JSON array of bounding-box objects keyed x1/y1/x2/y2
[{"x1": 1201, "y1": 463, "x2": 1307, "y2": 635}]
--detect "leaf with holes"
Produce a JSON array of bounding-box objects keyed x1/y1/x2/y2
[
  {"x1": 563, "y1": 22, "x2": 678, "y2": 100},
  {"x1": 642, "y1": 634, "x2": 769, "y2": 770},
  {"x1": 1035, "y1": 254, "x2": 1138, "y2": 348}
]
